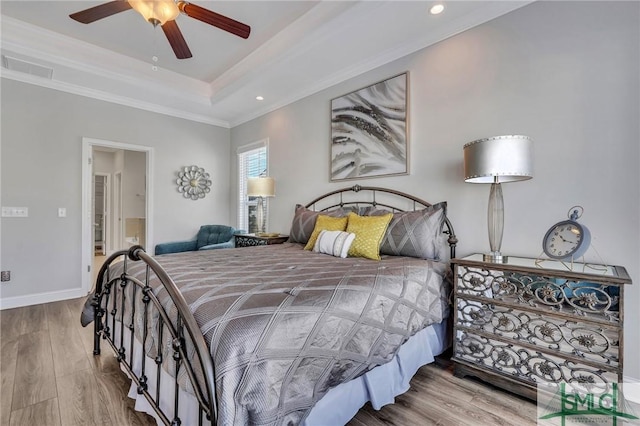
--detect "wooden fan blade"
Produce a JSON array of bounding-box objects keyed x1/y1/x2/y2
[
  {"x1": 178, "y1": 2, "x2": 250, "y2": 39},
  {"x1": 70, "y1": 1, "x2": 132, "y2": 24},
  {"x1": 161, "y1": 20, "x2": 193, "y2": 59}
]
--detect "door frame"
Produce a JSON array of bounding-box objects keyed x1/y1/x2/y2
[
  {"x1": 81, "y1": 137, "x2": 154, "y2": 294},
  {"x1": 93, "y1": 172, "x2": 111, "y2": 255},
  {"x1": 113, "y1": 171, "x2": 123, "y2": 251}
]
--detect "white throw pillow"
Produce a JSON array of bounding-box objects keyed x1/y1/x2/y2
[{"x1": 313, "y1": 230, "x2": 356, "y2": 258}]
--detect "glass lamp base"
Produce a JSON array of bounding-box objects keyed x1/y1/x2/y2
[{"x1": 483, "y1": 252, "x2": 508, "y2": 263}]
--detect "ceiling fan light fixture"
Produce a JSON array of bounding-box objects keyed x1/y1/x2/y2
[
  {"x1": 129, "y1": 0, "x2": 180, "y2": 26},
  {"x1": 69, "y1": 0, "x2": 251, "y2": 60}
]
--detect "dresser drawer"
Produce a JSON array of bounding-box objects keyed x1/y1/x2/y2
[
  {"x1": 453, "y1": 330, "x2": 620, "y2": 389},
  {"x1": 455, "y1": 264, "x2": 621, "y2": 326},
  {"x1": 455, "y1": 297, "x2": 620, "y2": 368}
]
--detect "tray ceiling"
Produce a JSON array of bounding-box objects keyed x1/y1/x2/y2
[{"x1": 1, "y1": 1, "x2": 531, "y2": 127}]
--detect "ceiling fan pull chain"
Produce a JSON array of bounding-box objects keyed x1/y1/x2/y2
[{"x1": 151, "y1": 25, "x2": 159, "y2": 71}]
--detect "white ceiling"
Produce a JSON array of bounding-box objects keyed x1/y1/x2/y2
[{"x1": 1, "y1": 1, "x2": 531, "y2": 128}]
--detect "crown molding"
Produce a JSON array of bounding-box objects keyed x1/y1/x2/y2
[
  {"x1": 2, "y1": 17, "x2": 210, "y2": 98},
  {"x1": 1, "y1": 16, "x2": 228, "y2": 126},
  {"x1": 208, "y1": 1, "x2": 359, "y2": 103},
  {"x1": 1, "y1": 69, "x2": 230, "y2": 127},
  {"x1": 229, "y1": 1, "x2": 534, "y2": 127},
  {"x1": 1, "y1": 2, "x2": 533, "y2": 129}
]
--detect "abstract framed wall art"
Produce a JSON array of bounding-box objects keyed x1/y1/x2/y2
[{"x1": 330, "y1": 72, "x2": 408, "y2": 181}]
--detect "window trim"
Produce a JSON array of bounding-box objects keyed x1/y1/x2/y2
[{"x1": 237, "y1": 139, "x2": 269, "y2": 233}]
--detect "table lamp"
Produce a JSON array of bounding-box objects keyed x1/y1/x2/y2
[
  {"x1": 463, "y1": 135, "x2": 533, "y2": 263},
  {"x1": 247, "y1": 176, "x2": 275, "y2": 234}
]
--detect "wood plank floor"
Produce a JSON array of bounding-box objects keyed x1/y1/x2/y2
[{"x1": 1, "y1": 299, "x2": 538, "y2": 425}]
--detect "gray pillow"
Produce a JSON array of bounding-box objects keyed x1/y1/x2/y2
[
  {"x1": 288, "y1": 205, "x2": 346, "y2": 244},
  {"x1": 359, "y1": 205, "x2": 392, "y2": 216},
  {"x1": 378, "y1": 202, "x2": 447, "y2": 260}
]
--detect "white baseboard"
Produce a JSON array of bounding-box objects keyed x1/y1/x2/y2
[
  {"x1": 624, "y1": 375, "x2": 640, "y2": 404},
  {"x1": 0, "y1": 287, "x2": 86, "y2": 310},
  {"x1": 626, "y1": 376, "x2": 640, "y2": 384}
]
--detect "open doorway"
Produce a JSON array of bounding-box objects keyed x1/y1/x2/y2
[{"x1": 82, "y1": 138, "x2": 154, "y2": 294}]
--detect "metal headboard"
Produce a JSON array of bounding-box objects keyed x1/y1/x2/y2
[{"x1": 304, "y1": 185, "x2": 458, "y2": 259}]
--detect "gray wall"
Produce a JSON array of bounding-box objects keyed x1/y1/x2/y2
[
  {"x1": 230, "y1": 2, "x2": 640, "y2": 379},
  {"x1": 0, "y1": 80, "x2": 231, "y2": 303},
  {"x1": 122, "y1": 150, "x2": 146, "y2": 219}
]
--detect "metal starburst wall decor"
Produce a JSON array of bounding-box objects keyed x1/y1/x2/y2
[{"x1": 176, "y1": 165, "x2": 212, "y2": 200}]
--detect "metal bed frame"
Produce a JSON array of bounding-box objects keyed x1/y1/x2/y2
[{"x1": 89, "y1": 185, "x2": 457, "y2": 425}]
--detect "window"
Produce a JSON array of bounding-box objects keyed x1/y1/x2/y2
[{"x1": 238, "y1": 140, "x2": 268, "y2": 233}]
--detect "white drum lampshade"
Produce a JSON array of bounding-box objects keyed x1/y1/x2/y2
[
  {"x1": 247, "y1": 177, "x2": 275, "y2": 233},
  {"x1": 247, "y1": 176, "x2": 275, "y2": 198},
  {"x1": 463, "y1": 135, "x2": 533, "y2": 263}
]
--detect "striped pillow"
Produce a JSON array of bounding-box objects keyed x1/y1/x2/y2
[
  {"x1": 313, "y1": 230, "x2": 356, "y2": 258},
  {"x1": 304, "y1": 215, "x2": 349, "y2": 250}
]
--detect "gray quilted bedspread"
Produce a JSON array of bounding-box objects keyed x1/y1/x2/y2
[{"x1": 103, "y1": 243, "x2": 449, "y2": 425}]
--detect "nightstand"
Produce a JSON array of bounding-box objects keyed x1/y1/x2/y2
[
  {"x1": 451, "y1": 254, "x2": 631, "y2": 400},
  {"x1": 235, "y1": 234, "x2": 289, "y2": 247}
]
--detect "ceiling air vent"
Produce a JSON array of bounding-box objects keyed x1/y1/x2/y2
[{"x1": 2, "y1": 55, "x2": 53, "y2": 79}]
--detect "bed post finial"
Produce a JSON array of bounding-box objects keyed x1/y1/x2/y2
[{"x1": 128, "y1": 245, "x2": 145, "y2": 261}]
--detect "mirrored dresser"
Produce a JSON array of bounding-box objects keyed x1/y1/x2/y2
[{"x1": 451, "y1": 254, "x2": 632, "y2": 400}]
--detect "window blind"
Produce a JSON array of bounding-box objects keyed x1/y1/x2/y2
[{"x1": 237, "y1": 140, "x2": 268, "y2": 233}]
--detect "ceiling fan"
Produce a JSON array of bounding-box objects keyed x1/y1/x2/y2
[{"x1": 69, "y1": 0, "x2": 251, "y2": 60}]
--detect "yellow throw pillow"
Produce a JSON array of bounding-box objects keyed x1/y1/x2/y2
[
  {"x1": 304, "y1": 215, "x2": 349, "y2": 250},
  {"x1": 346, "y1": 212, "x2": 393, "y2": 260}
]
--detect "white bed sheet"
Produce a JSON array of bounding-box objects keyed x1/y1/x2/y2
[{"x1": 115, "y1": 319, "x2": 448, "y2": 425}]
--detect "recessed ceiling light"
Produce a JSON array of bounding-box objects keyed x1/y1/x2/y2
[
  {"x1": 256, "y1": 96, "x2": 264, "y2": 101},
  {"x1": 430, "y1": 4, "x2": 444, "y2": 15}
]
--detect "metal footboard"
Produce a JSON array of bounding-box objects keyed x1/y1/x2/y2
[{"x1": 91, "y1": 245, "x2": 217, "y2": 425}]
